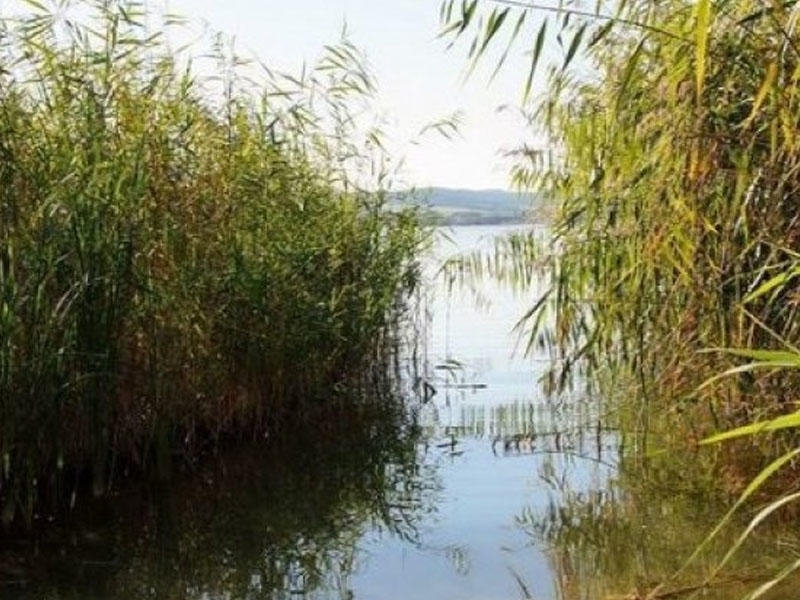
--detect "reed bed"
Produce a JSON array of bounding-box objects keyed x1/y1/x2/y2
[
  {"x1": 0, "y1": 1, "x2": 427, "y2": 527},
  {"x1": 443, "y1": 0, "x2": 800, "y2": 593},
  {"x1": 442, "y1": 0, "x2": 800, "y2": 453}
]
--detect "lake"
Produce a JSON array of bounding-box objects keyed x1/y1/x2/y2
[{"x1": 2, "y1": 224, "x2": 796, "y2": 600}]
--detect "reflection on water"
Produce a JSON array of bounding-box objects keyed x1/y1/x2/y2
[
  {"x1": 9, "y1": 224, "x2": 794, "y2": 599},
  {"x1": 0, "y1": 224, "x2": 612, "y2": 600},
  {"x1": 525, "y1": 426, "x2": 800, "y2": 600},
  {"x1": 345, "y1": 226, "x2": 611, "y2": 600},
  {"x1": 529, "y1": 473, "x2": 800, "y2": 599},
  {"x1": 0, "y1": 396, "x2": 435, "y2": 599}
]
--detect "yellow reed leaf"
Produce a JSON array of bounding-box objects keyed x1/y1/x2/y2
[{"x1": 695, "y1": 0, "x2": 711, "y2": 102}]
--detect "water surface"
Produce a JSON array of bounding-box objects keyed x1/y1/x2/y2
[{"x1": 5, "y1": 225, "x2": 797, "y2": 600}]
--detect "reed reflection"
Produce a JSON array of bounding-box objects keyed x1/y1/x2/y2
[{"x1": 0, "y1": 392, "x2": 439, "y2": 600}]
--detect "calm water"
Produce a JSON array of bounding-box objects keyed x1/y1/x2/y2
[
  {"x1": 4, "y1": 225, "x2": 795, "y2": 599},
  {"x1": 350, "y1": 225, "x2": 611, "y2": 600},
  {"x1": 1, "y1": 224, "x2": 610, "y2": 600}
]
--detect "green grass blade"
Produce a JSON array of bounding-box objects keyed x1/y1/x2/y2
[{"x1": 700, "y1": 412, "x2": 800, "y2": 445}]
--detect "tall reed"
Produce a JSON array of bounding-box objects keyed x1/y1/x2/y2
[
  {"x1": 441, "y1": 0, "x2": 800, "y2": 443},
  {"x1": 0, "y1": 0, "x2": 427, "y2": 527},
  {"x1": 442, "y1": 0, "x2": 800, "y2": 594}
]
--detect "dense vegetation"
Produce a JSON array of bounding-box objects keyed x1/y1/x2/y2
[
  {"x1": 442, "y1": 0, "x2": 800, "y2": 594},
  {"x1": 444, "y1": 0, "x2": 800, "y2": 458},
  {"x1": 0, "y1": 1, "x2": 427, "y2": 527},
  {"x1": 444, "y1": 0, "x2": 800, "y2": 408}
]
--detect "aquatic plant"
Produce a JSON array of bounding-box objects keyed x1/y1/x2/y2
[
  {"x1": 441, "y1": 0, "x2": 800, "y2": 405},
  {"x1": 440, "y1": 0, "x2": 800, "y2": 595},
  {"x1": 0, "y1": 0, "x2": 427, "y2": 527},
  {"x1": 439, "y1": 0, "x2": 800, "y2": 473}
]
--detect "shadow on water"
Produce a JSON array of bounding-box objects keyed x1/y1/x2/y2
[{"x1": 0, "y1": 390, "x2": 439, "y2": 600}]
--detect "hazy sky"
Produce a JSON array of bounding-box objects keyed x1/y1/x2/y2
[{"x1": 159, "y1": 0, "x2": 547, "y2": 191}]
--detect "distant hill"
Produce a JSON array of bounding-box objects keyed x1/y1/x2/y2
[{"x1": 390, "y1": 187, "x2": 547, "y2": 226}]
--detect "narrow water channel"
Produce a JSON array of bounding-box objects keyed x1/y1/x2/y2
[{"x1": 348, "y1": 225, "x2": 613, "y2": 600}]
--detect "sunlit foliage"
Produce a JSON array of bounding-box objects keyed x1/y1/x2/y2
[
  {"x1": 442, "y1": 0, "x2": 800, "y2": 594},
  {"x1": 0, "y1": 0, "x2": 428, "y2": 526}
]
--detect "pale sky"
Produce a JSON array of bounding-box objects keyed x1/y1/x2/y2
[
  {"x1": 159, "y1": 0, "x2": 548, "y2": 191},
  {"x1": 1, "y1": 0, "x2": 553, "y2": 190}
]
